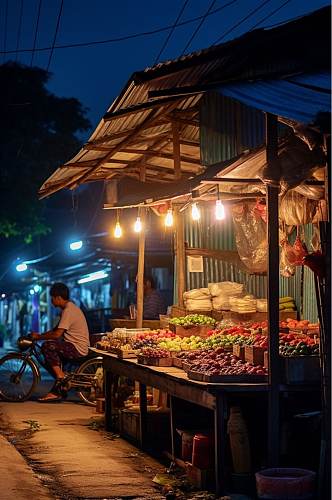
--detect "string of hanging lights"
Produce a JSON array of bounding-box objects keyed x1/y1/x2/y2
[{"x1": 109, "y1": 188, "x2": 226, "y2": 238}]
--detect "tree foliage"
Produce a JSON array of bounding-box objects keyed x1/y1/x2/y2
[{"x1": 0, "y1": 62, "x2": 91, "y2": 243}]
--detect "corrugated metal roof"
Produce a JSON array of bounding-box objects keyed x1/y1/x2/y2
[{"x1": 39, "y1": 6, "x2": 329, "y2": 199}]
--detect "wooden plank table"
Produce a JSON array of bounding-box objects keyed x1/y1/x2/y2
[{"x1": 93, "y1": 349, "x2": 268, "y2": 495}]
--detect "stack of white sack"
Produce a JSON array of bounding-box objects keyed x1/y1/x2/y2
[
  {"x1": 183, "y1": 288, "x2": 212, "y2": 311},
  {"x1": 230, "y1": 295, "x2": 257, "y2": 313},
  {"x1": 208, "y1": 281, "x2": 244, "y2": 310},
  {"x1": 256, "y1": 298, "x2": 268, "y2": 312}
]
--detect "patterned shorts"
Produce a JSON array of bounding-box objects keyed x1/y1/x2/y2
[{"x1": 41, "y1": 340, "x2": 82, "y2": 367}]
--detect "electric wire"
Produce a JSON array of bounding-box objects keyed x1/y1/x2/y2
[
  {"x1": 153, "y1": 0, "x2": 190, "y2": 64},
  {"x1": 30, "y1": 0, "x2": 42, "y2": 66},
  {"x1": 0, "y1": 3, "x2": 239, "y2": 55},
  {"x1": 248, "y1": 0, "x2": 292, "y2": 31},
  {"x1": 15, "y1": 0, "x2": 24, "y2": 61},
  {"x1": 213, "y1": 0, "x2": 272, "y2": 45},
  {"x1": 181, "y1": 0, "x2": 217, "y2": 55},
  {"x1": 3, "y1": 0, "x2": 8, "y2": 62},
  {"x1": 46, "y1": 0, "x2": 63, "y2": 72}
]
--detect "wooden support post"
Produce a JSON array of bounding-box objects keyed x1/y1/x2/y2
[
  {"x1": 139, "y1": 382, "x2": 148, "y2": 450},
  {"x1": 172, "y1": 121, "x2": 181, "y2": 180},
  {"x1": 104, "y1": 369, "x2": 114, "y2": 432},
  {"x1": 265, "y1": 113, "x2": 280, "y2": 466},
  {"x1": 214, "y1": 393, "x2": 228, "y2": 496},
  {"x1": 136, "y1": 208, "x2": 146, "y2": 328},
  {"x1": 175, "y1": 207, "x2": 186, "y2": 307}
]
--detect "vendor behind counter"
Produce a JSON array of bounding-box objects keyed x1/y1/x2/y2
[{"x1": 142, "y1": 275, "x2": 166, "y2": 320}]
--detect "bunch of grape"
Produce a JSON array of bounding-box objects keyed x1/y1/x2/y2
[
  {"x1": 131, "y1": 337, "x2": 158, "y2": 350},
  {"x1": 140, "y1": 347, "x2": 170, "y2": 358}
]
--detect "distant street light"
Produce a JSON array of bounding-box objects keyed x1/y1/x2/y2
[
  {"x1": 16, "y1": 262, "x2": 28, "y2": 272},
  {"x1": 69, "y1": 240, "x2": 83, "y2": 251}
]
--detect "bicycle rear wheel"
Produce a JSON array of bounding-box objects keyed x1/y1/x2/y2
[
  {"x1": 0, "y1": 353, "x2": 38, "y2": 402},
  {"x1": 75, "y1": 357, "x2": 103, "y2": 406}
]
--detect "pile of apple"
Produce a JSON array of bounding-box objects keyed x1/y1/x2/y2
[
  {"x1": 131, "y1": 330, "x2": 176, "y2": 349},
  {"x1": 157, "y1": 335, "x2": 205, "y2": 351},
  {"x1": 186, "y1": 349, "x2": 267, "y2": 377}
]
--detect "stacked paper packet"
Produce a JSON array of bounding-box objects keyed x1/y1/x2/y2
[
  {"x1": 230, "y1": 295, "x2": 257, "y2": 314},
  {"x1": 183, "y1": 288, "x2": 212, "y2": 311},
  {"x1": 208, "y1": 281, "x2": 244, "y2": 311}
]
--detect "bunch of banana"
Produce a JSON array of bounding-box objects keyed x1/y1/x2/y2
[{"x1": 279, "y1": 296, "x2": 296, "y2": 312}]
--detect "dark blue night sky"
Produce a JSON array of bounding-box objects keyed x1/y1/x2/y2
[{"x1": 1, "y1": 0, "x2": 329, "y2": 130}]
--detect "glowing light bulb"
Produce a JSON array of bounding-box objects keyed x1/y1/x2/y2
[
  {"x1": 16, "y1": 263, "x2": 28, "y2": 272},
  {"x1": 215, "y1": 199, "x2": 225, "y2": 220},
  {"x1": 165, "y1": 209, "x2": 174, "y2": 227},
  {"x1": 191, "y1": 203, "x2": 200, "y2": 221},
  {"x1": 134, "y1": 216, "x2": 142, "y2": 233},
  {"x1": 114, "y1": 222, "x2": 122, "y2": 238}
]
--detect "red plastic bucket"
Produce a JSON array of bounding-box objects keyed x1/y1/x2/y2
[
  {"x1": 192, "y1": 433, "x2": 214, "y2": 469},
  {"x1": 256, "y1": 468, "x2": 316, "y2": 499}
]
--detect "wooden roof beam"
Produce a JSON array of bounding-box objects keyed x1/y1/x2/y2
[{"x1": 102, "y1": 94, "x2": 193, "y2": 122}]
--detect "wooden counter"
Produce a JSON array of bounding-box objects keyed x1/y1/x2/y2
[{"x1": 93, "y1": 348, "x2": 267, "y2": 496}]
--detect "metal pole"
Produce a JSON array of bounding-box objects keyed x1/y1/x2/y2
[{"x1": 265, "y1": 113, "x2": 280, "y2": 466}]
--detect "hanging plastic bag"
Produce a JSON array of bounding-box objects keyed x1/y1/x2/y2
[
  {"x1": 231, "y1": 203, "x2": 267, "y2": 273},
  {"x1": 280, "y1": 239, "x2": 296, "y2": 277},
  {"x1": 279, "y1": 190, "x2": 317, "y2": 225}
]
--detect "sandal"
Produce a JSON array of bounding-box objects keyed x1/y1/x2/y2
[{"x1": 38, "y1": 392, "x2": 63, "y2": 403}]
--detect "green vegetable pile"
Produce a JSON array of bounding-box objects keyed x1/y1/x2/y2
[{"x1": 169, "y1": 314, "x2": 216, "y2": 327}]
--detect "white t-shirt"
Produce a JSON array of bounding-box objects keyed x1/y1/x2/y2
[{"x1": 58, "y1": 301, "x2": 90, "y2": 355}]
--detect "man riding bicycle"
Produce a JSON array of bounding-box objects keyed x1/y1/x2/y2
[{"x1": 31, "y1": 282, "x2": 90, "y2": 402}]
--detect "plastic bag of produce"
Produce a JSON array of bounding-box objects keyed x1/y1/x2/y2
[
  {"x1": 279, "y1": 190, "x2": 317, "y2": 225},
  {"x1": 208, "y1": 281, "x2": 244, "y2": 297},
  {"x1": 280, "y1": 242, "x2": 296, "y2": 277},
  {"x1": 231, "y1": 203, "x2": 267, "y2": 273}
]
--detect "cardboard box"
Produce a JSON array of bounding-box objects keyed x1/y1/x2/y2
[{"x1": 185, "y1": 462, "x2": 215, "y2": 489}]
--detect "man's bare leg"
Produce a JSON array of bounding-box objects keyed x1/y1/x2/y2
[{"x1": 38, "y1": 364, "x2": 66, "y2": 402}]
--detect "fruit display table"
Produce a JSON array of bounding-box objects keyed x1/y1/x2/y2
[
  {"x1": 98, "y1": 351, "x2": 267, "y2": 495},
  {"x1": 91, "y1": 347, "x2": 321, "y2": 496}
]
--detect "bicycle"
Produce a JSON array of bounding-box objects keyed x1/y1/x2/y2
[{"x1": 0, "y1": 336, "x2": 103, "y2": 406}]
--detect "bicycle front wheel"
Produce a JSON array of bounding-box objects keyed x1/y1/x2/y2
[
  {"x1": 0, "y1": 353, "x2": 38, "y2": 402},
  {"x1": 75, "y1": 357, "x2": 103, "y2": 406}
]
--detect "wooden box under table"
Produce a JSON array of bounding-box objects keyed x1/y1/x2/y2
[
  {"x1": 119, "y1": 408, "x2": 170, "y2": 449},
  {"x1": 244, "y1": 346, "x2": 265, "y2": 366},
  {"x1": 185, "y1": 462, "x2": 215, "y2": 489}
]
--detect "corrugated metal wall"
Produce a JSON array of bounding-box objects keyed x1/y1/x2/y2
[
  {"x1": 183, "y1": 205, "x2": 318, "y2": 321},
  {"x1": 176, "y1": 92, "x2": 318, "y2": 322},
  {"x1": 200, "y1": 92, "x2": 265, "y2": 166}
]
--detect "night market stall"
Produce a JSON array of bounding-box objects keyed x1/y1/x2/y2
[{"x1": 39, "y1": 7, "x2": 330, "y2": 498}]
